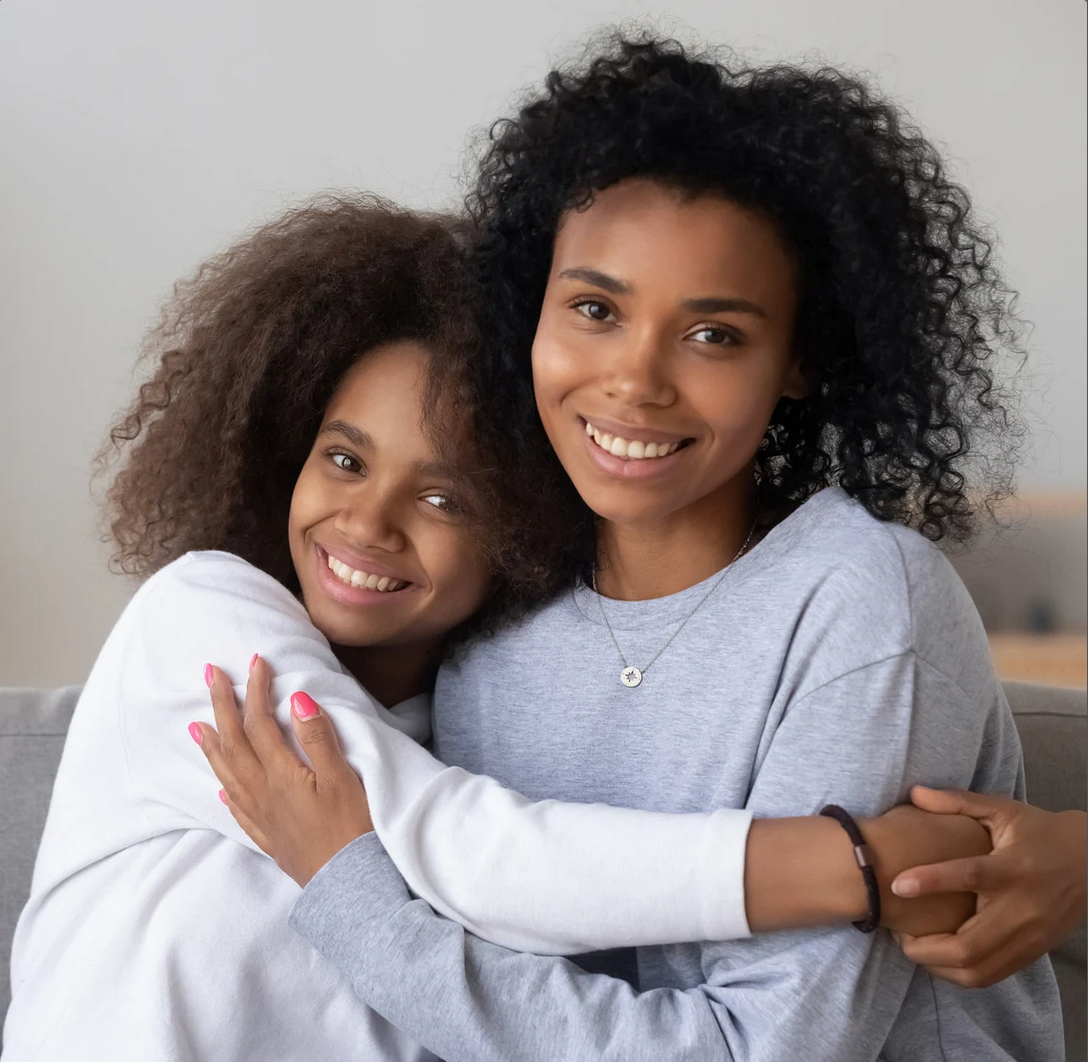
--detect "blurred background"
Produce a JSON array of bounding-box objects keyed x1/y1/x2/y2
[{"x1": 1, "y1": 0, "x2": 1084, "y2": 689}]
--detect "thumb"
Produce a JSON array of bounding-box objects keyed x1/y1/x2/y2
[
  {"x1": 909, "y1": 786, "x2": 1016, "y2": 826},
  {"x1": 289, "y1": 692, "x2": 348, "y2": 777}
]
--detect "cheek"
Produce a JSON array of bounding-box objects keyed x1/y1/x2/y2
[
  {"x1": 288, "y1": 471, "x2": 320, "y2": 542},
  {"x1": 425, "y1": 534, "x2": 491, "y2": 619},
  {"x1": 531, "y1": 324, "x2": 583, "y2": 407},
  {"x1": 691, "y1": 360, "x2": 790, "y2": 436}
]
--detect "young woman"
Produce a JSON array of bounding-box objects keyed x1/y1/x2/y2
[
  {"x1": 3, "y1": 196, "x2": 989, "y2": 1062},
  {"x1": 200, "y1": 38, "x2": 1073, "y2": 1062}
]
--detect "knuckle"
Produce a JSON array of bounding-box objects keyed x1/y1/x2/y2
[
  {"x1": 241, "y1": 712, "x2": 265, "y2": 738},
  {"x1": 221, "y1": 779, "x2": 243, "y2": 805},
  {"x1": 959, "y1": 862, "x2": 982, "y2": 892},
  {"x1": 303, "y1": 723, "x2": 333, "y2": 746},
  {"x1": 945, "y1": 968, "x2": 974, "y2": 988},
  {"x1": 1025, "y1": 898, "x2": 1049, "y2": 928},
  {"x1": 944, "y1": 940, "x2": 972, "y2": 968}
]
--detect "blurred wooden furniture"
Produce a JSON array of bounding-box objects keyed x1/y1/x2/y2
[{"x1": 990, "y1": 633, "x2": 1087, "y2": 689}]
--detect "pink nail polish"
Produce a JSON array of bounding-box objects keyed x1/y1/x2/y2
[
  {"x1": 203, "y1": 663, "x2": 214, "y2": 688},
  {"x1": 291, "y1": 691, "x2": 320, "y2": 719},
  {"x1": 188, "y1": 722, "x2": 202, "y2": 746},
  {"x1": 249, "y1": 653, "x2": 259, "y2": 674},
  {"x1": 218, "y1": 789, "x2": 228, "y2": 805}
]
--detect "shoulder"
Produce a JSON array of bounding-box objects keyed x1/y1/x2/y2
[
  {"x1": 775, "y1": 491, "x2": 990, "y2": 690},
  {"x1": 129, "y1": 551, "x2": 308, "y2": 627},
  {"x1": 118, "y1": 551, "x2": 322, "y2": 682}
]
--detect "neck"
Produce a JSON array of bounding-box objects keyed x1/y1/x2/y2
[
  {"x1": 333, "y1": 641, "x2": 440, "y2": 709},
  {"x1": 594, "y1": 475, "x2": 757, "y2": 601}
]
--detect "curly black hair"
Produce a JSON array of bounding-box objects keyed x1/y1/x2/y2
[{"x1": 466, "y1": 33, "x2": 1023, "y2": 579}]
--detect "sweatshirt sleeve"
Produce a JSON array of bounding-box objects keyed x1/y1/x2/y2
[
  {"x1": 117, "y1": 551, "x2": 753, "y2": 955},
  {"x1": 288, "y1": 652, "x2": 1037, "y2": 1062}
]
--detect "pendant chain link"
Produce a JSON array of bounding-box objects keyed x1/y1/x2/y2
[{"x1": 594, "y1": 520, "x2": 757, "y2": 688}]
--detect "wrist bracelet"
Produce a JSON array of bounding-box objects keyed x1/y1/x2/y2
[{"x1": 819, "y1": 804, "x2": 881, "y2": 933}]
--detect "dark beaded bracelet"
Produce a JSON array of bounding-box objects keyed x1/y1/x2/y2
[{"x1": 819, "y1": 804, "x2": 881, "y2": 933}]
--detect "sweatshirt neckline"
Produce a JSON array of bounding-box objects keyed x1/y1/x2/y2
[{"x1": 571, "y1": 487, "x2": 845, "y2": 632}]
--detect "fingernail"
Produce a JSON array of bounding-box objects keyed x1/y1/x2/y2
[
  {"x1": 203, "y1": 663, "x2": 214, "y2": 688},
  {"x1": 188, "y1": 722, "x2": 203, "y2": 746},
  {"x1": 291, "y1": 691, "x2": 320, "y2": 719},
  {"x1": 892, "y1": 878, "x2": 919, "y2": 897},
  {"x1": 249, "y1": 653, "x2": 259, "y2": 674},
  {"x1": 218, "y1": 789, "x2": 228, "y2": 805}
]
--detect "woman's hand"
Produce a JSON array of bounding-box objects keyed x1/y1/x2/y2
[
  {"x1": 889, "y1": 786, "x2": 1088, "y2": 988},
  {"x1": 191, "y1": 656, "x2": 374, "y2": 887}
]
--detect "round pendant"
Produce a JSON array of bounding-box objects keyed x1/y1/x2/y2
[{"x1": 620, "y1": 666, "x2": 643, "y2": 688}]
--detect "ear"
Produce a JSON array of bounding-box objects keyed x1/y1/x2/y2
[{"x1": 781, "y1": 358, "x2": 809, "y2": 401}]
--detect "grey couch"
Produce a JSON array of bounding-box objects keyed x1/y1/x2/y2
[{"x1": 2, "y1": 683, "x2": 1085, "y2": 1057}]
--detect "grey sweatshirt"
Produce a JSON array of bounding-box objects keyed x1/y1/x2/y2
[{"x1": 290, "y1": 488, "x2": 1063, "y2": 1062}]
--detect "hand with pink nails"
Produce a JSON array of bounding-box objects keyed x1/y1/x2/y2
[{"x1": 193, "y1": 656, "x2": 374, "y2": 887}]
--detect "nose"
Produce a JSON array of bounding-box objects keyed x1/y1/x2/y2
[
  {"x1": 602, "y1": 325, "x2": 677, "y2": 407},
  {"x1": 335, "y1": 483, "x2": 407, "y2": 554}
]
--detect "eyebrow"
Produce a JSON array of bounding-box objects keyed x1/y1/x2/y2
[
  {"x1": 682, "y1": 296, "x2": 768, "y2": 318},
  {"x1": 557, "y1": 268, "x2": 767, "y2": 318},
  {"x1": 557, "y1": 267, "x2": 633, "y2": 295},
  {"x1": 320, "y1": 420, "x2": 372, "y2": 449},
  {"x1": 320, "y1": 419, "x2": 463, "y2": 482}
]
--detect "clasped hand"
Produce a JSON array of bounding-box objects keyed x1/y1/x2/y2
[
  {"x1": 189, "y1": 655, "x2": 1086, "y2": 990},
  {"x1": 190, "y1": 656, "x2": 374, "y2": 887}
]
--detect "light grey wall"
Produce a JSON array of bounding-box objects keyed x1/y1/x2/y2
[{"x1": 2, "y1": 0, "x2": 1085, "y2": 686}]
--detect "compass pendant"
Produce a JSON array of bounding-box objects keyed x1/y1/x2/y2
[{"x1": 620, "y1": 666, "x2": 643, "y2": 688}]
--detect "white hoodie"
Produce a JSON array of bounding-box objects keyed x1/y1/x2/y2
[{"x1": 3, "y1": 551, "x2": 750, "y2": 1062}]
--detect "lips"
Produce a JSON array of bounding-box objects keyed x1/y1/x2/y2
[
  {"x1": 325, "y1": 552, "x2": 409, "y2": 592},
  {"x1": 584, "y1": 420, "x2": 685, "y2": 460},
  {"x1": 576, "y1": 416, "x2": 694, "y2": 481},
  {"x1": 313, "y1": 544, "x2": 416, "y2": 605}
]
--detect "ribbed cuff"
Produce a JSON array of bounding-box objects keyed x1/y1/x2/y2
[{"x1": 289, "y1": 832, "x2": 410, "y2": 954}]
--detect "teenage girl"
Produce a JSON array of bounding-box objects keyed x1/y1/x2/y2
[
  {"x1": 2, "y1": 197, "x2": 985, "y2": 1062},
  {"x1": 200, "y1": 38, "x2": 1076, "y2": 1062}
]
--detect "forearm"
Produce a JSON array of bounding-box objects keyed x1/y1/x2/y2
[
  {"x1": 746, "y1": 808, "x2": 989, "y2": 935},
  {"x1": 368, "y1": 755, "x2": 754, "y2": 954},
  {"x1": 291, "y1": 835, "x2": 894, "y2": 1062},
  {"x1": 744, "y1": 816, "x2": 868, "y2": 931}
]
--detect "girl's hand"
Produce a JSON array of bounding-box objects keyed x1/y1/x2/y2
[
  {"x1": 864, "y1": 804, "x2": 990, "y2": 936},
  {"x1": 192, "y1": 657, "x2": 374, "y2": 887},
  {"x1": 889, "y1": 786, "x2": 1088, "y2": 988}
]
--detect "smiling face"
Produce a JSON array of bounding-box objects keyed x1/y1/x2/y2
[
  {"x1": 532, "y1": 179, "x2": 806, "y2": 537},
  {"x1": 288, "y1": 341, "x2": 491, "y2": 656}
]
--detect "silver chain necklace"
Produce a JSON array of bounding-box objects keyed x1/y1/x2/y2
[{"x1": 593, "y1": 522, "x2": 757, "y2": 688}]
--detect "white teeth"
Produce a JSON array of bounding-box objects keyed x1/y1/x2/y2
[
  {"x1": 325, "y1": 552, "x2": 407, "y2": 592},
  {"x1": 584, "y1": 422, "x2": 682, "y2": 461}
]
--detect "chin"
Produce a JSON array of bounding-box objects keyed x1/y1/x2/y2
[{"x1": 574, "y1": 485, "x2": 682, "y2": 526}]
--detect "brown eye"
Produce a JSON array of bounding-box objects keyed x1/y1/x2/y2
[
  {"x1": 574, "y1": 300, "x2": 614, "y2": 323},
  {"x1": 422, "y1": 493, "x2": 461, "y2": 515},
  {"x1": 329, "y1": 451, "x2": 363, "y2": 474},
  {"x1": 690, "y1": 325, "x2": 737, "y2": 346}
]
